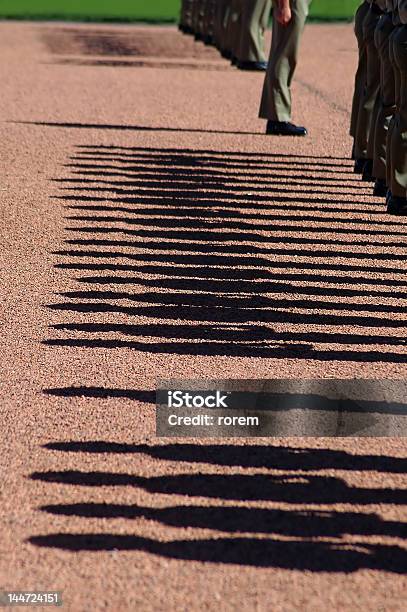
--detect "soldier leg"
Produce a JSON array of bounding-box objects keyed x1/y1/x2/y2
[
  {"x1": 223, "y1": 0, "x2": 241, "y2": 60},
  {"x1": 372, "y1": 13, "x2": 395, "y2": 194},
  {"x1": 388, "y1": 25, "x2": 407, "y2": 209},
  {"x1": 179, "y1": 0, "x2": 190, "y2": 32},
  {"x1": 217, "y1": 0, "x2": 231, "y2": 53},
  {"x1": 236, "y1": 0, "x2": 272, "y2": 66},
  {"x1": 203, "y1": 0, "x2": 216, "y2": 44},
  {"x1": 179, "y1": 0, "x2": 185, "y2": 29},
  {"x1": 354, "y1": 4, "x2": 382, "y2": 167},
  {"x1": 259, "y1": 0, "x2": 309, "y2": 122},
  {"x1": 350, "y1": 1, "x2": 370, "y2": 145},
  {"x1": 213, "y1": 1, "x2": 224, "y2": 49},
  {"x1": 184, "y1": 1, "x2": 194, "y2": 33},
  {"x1": 192, "y1": 0, "x2": 200, "y2": 35},
  {"x1": 196, "y1": 0, "x2": 207, "y2": 40},
  {"x1": 386, "y1": 26, "x2": 402, "y2": 193},
  {"x1": 231, "y1": 0, "x2": 243, "y2": 62}
]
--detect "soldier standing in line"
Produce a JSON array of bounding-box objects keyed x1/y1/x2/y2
[
  {"x1": 353, "y1": 0, "x2": 384, "y2": 179},
  {"x1": 235, "y1": 0, "x2": 272, "y2": 70},
  {"x1": 371, "y1": 0, "x2": 396, "y2": 196},
  {"x1": 259, "y1": 0, "x2": 311, "y2": 136},
  {"x1": 385, "y1": 1, "x2": 401, "y2": 205},
  {"x1": 364, "y1": 0, "x2": 388, "y2": 182},
  {"x1": 180, "y1": 2, "x2": 272, "y2": 72},
  {"x1": 223, "y1": 0, "x2": 242, "y2": 60},
  {"x1": 193, "y1": 0, "x2": 215, "y2": 43},
  {"x1": 202, "y1": 0, "x2": 216, "y2": 45},
  {"x1": 387, "y1": 0, "x2": 407, "y2": 214},
  {"x1": 192, "y1": 0, "x2": 203, "y2": 39},
  {"x1": 213, "y1": 0, "x2": 231, "y2": 53},
  {"x1": 350, "y1": 1, "x2": 371, "y2": 169},
  {"x1": 179, "y1": 0, "x2": 194, "y2": 34}
]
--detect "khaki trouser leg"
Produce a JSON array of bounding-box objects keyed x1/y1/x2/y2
[
  {"x1": 237, "y1": 0, "x2": 272, "y2": 63},
  {"x1": 259, "y1": 0, "x2": 309, "y2": 122},
  {"x1": 386, "y1": 25, "x2": 402, "y2": 189},
  {"x1": 389, "y1": 25, "x2": 407, "y2": 198},
  {"x1": 350, "y1": 1, "x2": 370, "y2": 139},
  {"x1": 354, "y1": 5, "x2": 382, "y2": 160},
  {"x1": 372, "y1": 13, "x2": 396, "y2": 181}
]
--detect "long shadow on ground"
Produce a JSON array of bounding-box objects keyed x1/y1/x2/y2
[
  {"x1": 30, "y1": 443, "x2": 407, "y2": 571},
  {"x1": 43, "y1": 144, "x2": 407, "y2": 361}
]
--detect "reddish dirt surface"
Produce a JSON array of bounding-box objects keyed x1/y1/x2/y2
[{"x1": 0, "y1": 21, "x2": 406, "y2": 612}]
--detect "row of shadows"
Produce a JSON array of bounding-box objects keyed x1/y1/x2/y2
[
  {"x1": 44, "y1": 144, "x2": 407, "y2": 361},
  {"x1": 30, "y1": 442, "x2": 407, "y2": 571},
  {"x1": 36, "y1": 155, "x2": 407, "y2": 567}
]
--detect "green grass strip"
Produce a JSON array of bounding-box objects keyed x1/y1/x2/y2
[{"x1": 0, "y1": 0, "x2": 361, "y2": 22}]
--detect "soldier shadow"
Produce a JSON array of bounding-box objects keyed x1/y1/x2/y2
[
  {"x1": 12, "y1": 120, "x2": 376, "y2": 143},
  {"x1": 29, "y1": 442, "x2": 407, "y2": 571},
  {"x1": 50, "y1": 58, "x2": 233, "y2": 71},
  {"x1": 40, "y1": 440, "x2": 407, "y2": 473},
  {"x1": 28, "y1": 533, "x2": 407, "y2": 572},
  {"x1": 43, "y1": 144, "x2": 407, "y2": 362}
]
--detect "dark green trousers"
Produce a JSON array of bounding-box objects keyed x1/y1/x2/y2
[
  {"x1": 213, "y1": 0, "x2": 230, "y2": 51},
  {"x1": 354, "y1": 4, "x2": 382, "y2": 160},
  {"x1": 386, "y1": 25, "x2": 402, "y2": 189},
  {"x1": 203, "y1": 0, "x2": 216, "y2": 40},
  {"x1": 350, "y1": 1, "x2": 370, "y2": 140},
  {"x1": 224, "y1": 0, "x2": 242, "y2": 56},
  {"x1": 180, "y1": 0, "x2": 194, "y2": 29},
  {"x1": 259, "y1": 0, "x2": 310, "y2": 122},
  {"x1": 372, "y1": 13, "x2": 396, "y2": 181},
  {"x1": 389, "y1": 25, "x2": 407, "y2": 197}
]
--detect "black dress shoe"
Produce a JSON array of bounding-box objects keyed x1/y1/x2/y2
[
  {"x1": 203, "y1": 35, "x2": 214, "y2": 46},
  {"x1": 373, "y1": 178, "x2": 387, "y2": 197},
  {"x1": 386, "y1": 189, "x2": 392, "y2": 204},
  {"x1": 361, "y1": 159, "x2": 374, "y2": 182},
  {"x1": 266, "y1": 121, "x2": 307, "y2": 136},
  {"x1": 237, "y1": 60, "x2": 268, "y2": 71},
  {"x1": 353, "y1": 158, "x2": 365, "y2": 174},
  {"x1": 194, "y1": 32, "x2": 203, "y2": 42},
  {"x1": 231, "y1": 56, "x2": 238, "y2": 66},
  {"x1": 387, "y1": 195, "x2": 407, "y2": 215}
]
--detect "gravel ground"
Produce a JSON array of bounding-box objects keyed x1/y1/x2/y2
[{"x1": 0, "y1": 22, "x2": 406, "y2": 612}]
